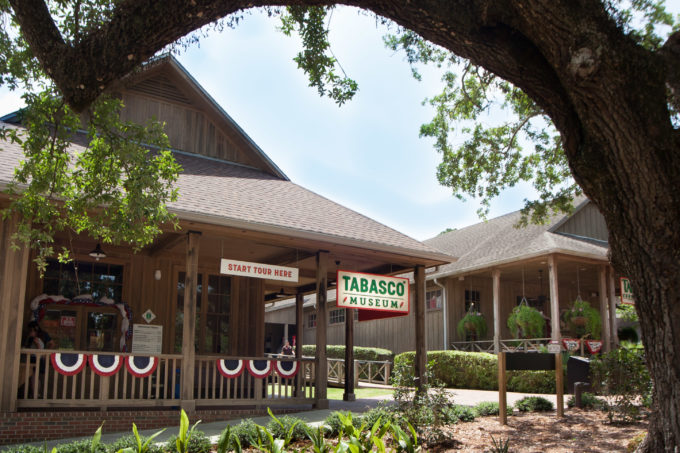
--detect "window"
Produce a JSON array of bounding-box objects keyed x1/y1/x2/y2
[
  {"x1": 465, "y1": 289, "x2": 481, "y2": 313},
  {"x1": 40, "y1": 260, "x2": 124, "y2": 351},
  {"x1": 307, "y1": 313, "x2": 317, "y2": 328},
  {"x1": 175, "y1": 272, "x2": 231, "y2": 354},
  {"x1": 426, "y1": 289, "x2": 442, "y2": 310},
  {"x1": 329, "y1": 308, "x2": 346, "y2": 325}
]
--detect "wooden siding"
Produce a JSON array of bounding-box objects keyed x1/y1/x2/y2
[
  {"x1": 555, "y1": 203, "x2": 609, "y2": 242},
  {"x1": 119, "y1": 92, "x2": 258, "y2": 168}
]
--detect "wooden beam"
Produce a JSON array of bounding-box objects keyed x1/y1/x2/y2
[
  {"x1": 599, "y1": 266, "x2": 611, "y2": 352},
  {"x1": 547, "y1": 255, "x2": 561, "y2": 341},
  {"x1": 145, "y1": 232, "x2": 184, "y2": 257},
  {"x1": 498, "y1": 352, "x2": 507, "y2": 425},
  {"x1": 492, "y1": 269, "x2": 501, "y2": 354},
  {"x1": 343, "y1": 308, "x2": 355, "y2": 401},
  {"x1": 414, "y1": 265, "x2": 426, "y2": 393},
  {"x1": 181, "y1": 230, "x2": 201, "y2": 412},
  {"x1": 314, "y1": 251, "x2": 329, "y2": 409}
]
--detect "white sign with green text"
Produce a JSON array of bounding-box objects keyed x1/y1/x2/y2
[
  {"x1": 336, "y1": 270, "x2": 410, "y2": 314},
  {"x1": 620, "y1": 277, "x2": 635, "y2": 305}
]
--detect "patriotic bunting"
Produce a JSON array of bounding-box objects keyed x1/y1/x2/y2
[
  {"x1": 217, "y1": 359, "x2": 245, "y2": 378},
  {"x1": 562, "y1": 338, "x2": 581, "y2": 352},
  {"x1": 274, "y1": 360, "x2": 298, "y2": 378},
  {"x1": 125, "y1": 356, "x2": 158, "y2": 378},
  {"x1": 51, "y1": 353, "x2": 86, "y2": 376},
  {"x1": 88, "y1": 354, "x2": 123, "y2": 376},
  {"x1": 585, "y1": 340, "x2": 603, "y2": 354},
  {"x1": 247, "y1": 359, "x2": 272, "y2": 378}
]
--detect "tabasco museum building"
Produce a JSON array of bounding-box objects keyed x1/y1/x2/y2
[{"x1": 0, "y1": 55, "x2": 452, "y2": 444}]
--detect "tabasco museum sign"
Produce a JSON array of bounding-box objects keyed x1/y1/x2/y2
[
  {"x1": 336, "y1": 270, "x2": 409, "y2": 315},
  {"x1": 620, "y1": 277, "x2": 635, "y2": 305},
  {"x1": 220, "y1": 259, "x2": 298, "y2": 282}
]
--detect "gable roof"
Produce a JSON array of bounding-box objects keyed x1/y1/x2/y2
[{"x1": 424, "y1": 199, "x2": 609, "y2": 278}]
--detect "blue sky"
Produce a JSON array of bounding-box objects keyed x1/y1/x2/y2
[{"x1": 0, "y1": 7, "x2": 541, "y2": 241}]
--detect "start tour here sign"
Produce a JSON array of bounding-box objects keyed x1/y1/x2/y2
[
  {"x1": 336, "y1": 270, "x2": 410, "y2": 315},
  {"x1": 220, "y1": 258, "x2": 299, "y2": 282},
  {"x1": 620, "y1": 277, "x2": 635, "y2": 305}
]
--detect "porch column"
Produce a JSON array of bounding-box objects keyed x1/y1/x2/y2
[
  {"x1": 181, "y1": 231, "x2": 201, "y2": 412},
  {"x1": 295, "y1": 292, "x2": 304, "y2": 359},
  {"x1": 492, "y1": 269, "x2": 501, "y2": 354},
  {"x1": 343, "y1": 306, "x2": 355, "y2": 401},
  {"x1": 0, "y1": 214, "x2": 30, "y2": 412},
  {"x1": 414, "y1": 265, "x2": 426, "y2": 393},
  {"x1": 599, "y1": 266, "x2": 611, "y2": 352},
  {"x1": 608, "y1": 268, "x2": 619, "y2": 348},
  {"x1": 314, "y1": 251, "x2": 329, "y2": 409},
  {"x1": 547, "y1": 255, "x2": 561, "y2": 341}
]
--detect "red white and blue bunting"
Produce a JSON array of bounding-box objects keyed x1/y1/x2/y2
[
  {"x1": 125, "y1": 356, "x2": 158, "y2": 378},
  {"x1": 51, "y1": 353, "x2": 86, "y2": 376},
  {"x1": 217, "y1": 359, "x2": 245, "y2": 378},
  {"x1": 247, "y1": 359, "x2": 272, "y2": 379},
  {"x1": 562, "y1": 338, "x2": 581, "y2": 352},
  {"x1": 585, "y1": 340, "x2": 603, "y2": 354},
  {"x1": 88, "y1": 354, "x2": 123, "y2": 376},
  {"x1": 274, "y1": 360, "x2": 298, "y2": 378}
]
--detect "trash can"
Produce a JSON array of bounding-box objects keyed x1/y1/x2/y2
[{"x1": 567, "y1": 356, "x2": 590, "y2": 394}]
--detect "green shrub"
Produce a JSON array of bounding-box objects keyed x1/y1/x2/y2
[
  {"x1": 566, "y1": 392, "x2": 604, "y2": 410},
  {"x1": 514, "y1": 396, "x2": 554, "y2": 412},
  {"x1": 440, "y1": 404, "x2": 476, "y2": 423},
  {"x1": 230, "y1": 419, "x2": 259, "y2": 448},
  {"x1": 393, "y1": 350, "x2": 558, "y2": 394},
  {"x1": 323, "y1": 411, "x2": 362, "y2": 436},
  {"x1": 0, "y1": 446, "x2": 43, "y2": 453},
  {"x1": 474, "y1": 401, "x2": 512, "y2": 417},
  {"x1": 301, "y1": 345, "x2": 393, "y2": 362},
  {"x1": 590, "y1": 347, "x2": 652, "y2": 423},
  {"x1": 265, "y1": 414, "x2": 307, "y2": 442},
  {"x1": 166, "y1": 430, "x2": 211, "y2": 453},
  {"x1": 107, "y1": 433, "x2": 165, "y2": 453},
  {"x1": 43, "y1": 440, "x2": 107, "y2": 453},
  {"x1": 360, "y1": 406, "x2": 400, "y2": 430}
]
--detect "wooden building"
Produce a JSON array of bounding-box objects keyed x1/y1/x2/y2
[
  {"x1": 0, "y1": 55, "x2": 451, "y2": 423},
  {"x1": 267, "y1": 199, "x2": 622, "y2": 355}
]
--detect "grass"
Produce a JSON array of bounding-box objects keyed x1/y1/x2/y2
[{"x1": 326, "y1": 387, "x2": 394, "y2": 400}]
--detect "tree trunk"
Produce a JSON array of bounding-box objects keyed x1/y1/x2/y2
[{"x1": 8, "y1": 0, "x2": 680, "y2": 449}]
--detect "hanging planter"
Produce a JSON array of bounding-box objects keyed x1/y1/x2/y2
[
  {"x1": 563, "y1": 298, "x2": 601, "y2": 339},
  {"x1": 507, "y1": 299, "x2": 545, "y2": 339},
  {"x1": 457, "y1": 304, "x2": 487, "y2": 340}
]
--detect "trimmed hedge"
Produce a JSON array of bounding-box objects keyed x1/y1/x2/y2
[
  {"x1": 301, "y1": 345, "x2": 393, "y2": 362},
  {"x1": 393, "y1": 350, "x2": 561, "y2": 394}
]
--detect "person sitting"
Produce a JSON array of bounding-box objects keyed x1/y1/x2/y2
[
  {"x1": 281, "y1": 340, "x2": 294, "y2": 356},
  {"x1": 25, "y1": 320, "x2": 54, "y2": 349}
]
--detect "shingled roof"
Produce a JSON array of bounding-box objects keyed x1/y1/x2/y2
[
  {"x1": 424, "y1": 199, "x2": 609, "y2": 278},
  {"x1": 0, "y1": 122, "x2": 451, "y2": 261}
]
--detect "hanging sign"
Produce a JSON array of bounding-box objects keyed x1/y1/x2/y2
[
  {"x1": 620, "y1": 277, "x2": 635, "y2": 305},
  {"x1": 220, "y1": 259, "x2": 298, "y2": 282},
  {"x1": 336, "y1": 270, "x2": 410, "y2": 315}
]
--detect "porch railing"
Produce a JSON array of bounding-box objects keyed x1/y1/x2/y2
[
  {"x1": 16, "y1": 349, "x2": 315, "y2": 409},
  {"x1": 449, "y1": 338, "x2": 553, "y2": 353},
  {"x1": 327, "y1": 358, "x2": 391, "y2": 385}
]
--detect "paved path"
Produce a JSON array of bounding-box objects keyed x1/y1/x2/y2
[{"x1": 6, "y1": 387, "x2": 566, "y2": 449}]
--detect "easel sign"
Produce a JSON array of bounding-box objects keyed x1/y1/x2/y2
[{"x1": 498, "y1": 352, "x2": 564, "y2": 424}]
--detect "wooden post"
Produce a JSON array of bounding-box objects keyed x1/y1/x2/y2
[
  {"x1": 547, "y1": 255, "x2": 561, "y2": 341},
  {"x1": 295, "y1": 292, "x2": 304, "y2": 397},
  {"x1": 0, "y1": 214, "x2": 30, "y2": 412},
  {"x1": 608, "y1": 268, "x2": 619, "y2": 349},
  {"x1": 492, "y1": 269, "x2": 501, "y2": 354},
  {"x1": 498, "y1": 352, "x2": 507, "y2": 425},
  {"x1": 555, "y1": 353, "x2": 564, "y2": 417},
  {"x1": 181, "y1": 231, "x2": 201, "y2": 412},
  {"x1": 343, "y1": 308, "x2": 355, "y2": 401},
  {"x1": 414, "y1": 265, "x2": 426, "y2": 393},
  {"x1": 314, "y1": 251, "x2": 329, "y2": 409},
  {"x1": 599, "y1": 266, "x2": 611, "y2": 352}
]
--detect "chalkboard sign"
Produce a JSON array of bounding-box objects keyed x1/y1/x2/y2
[{"x1": 506, "y1": 352, "x2": 556, "y2": 371}]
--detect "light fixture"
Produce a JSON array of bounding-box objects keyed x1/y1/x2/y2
[
  {"x1": 154, "y1": 269, "x2": 162, "y2": 281},
  {"x1": 89, "y1": 243, "x2": 106, "y2": 261}
]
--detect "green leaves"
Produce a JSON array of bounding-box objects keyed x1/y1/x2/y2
[{"x1": 2, "y1": 89, "x2": 180, "y2": 274}]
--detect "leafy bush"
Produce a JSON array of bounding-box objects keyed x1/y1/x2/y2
[
  {"x1": 0, "y1": 446, "x2": 42, "y2": 453},
  {"x1": 474, "y1": 401, "x2": 512, "y2": 417},
  {"x1": 166, "y1": 430, "x2": 211, "y2": 453},
  {"x1": 514, "y1": 396, "x2": 554, "y2": 412},
  {"x1": 393, "y1": 350, "x2": 558, "y2": 393},
  {"x1": 440, "y1": 404, "x2": 476, "y2": 423},
  {"x1": 228, "y1": 419, "x2": 260, "y2": 449},
  {"x1": 566, "y1": 392, "x2": 604, "y2": 410},
  {"x1": 265, "y1": 414, "x2": 307, "y2": 442},
  {"x1": 300, "y1": 345, "x2": 393, "y2": 362},
  {"x1": 44, "y1": 440, "x2": 107, "y2": 453},
  {"x1": 590, "y1": 347, "x2": 652, "y2": 423},
  {"x1": 323, "y1": 411, "x2": 362, "y2": 436},
  {"x1": 360, "y1": 406, "x2": 401, "y2": 430}
]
